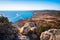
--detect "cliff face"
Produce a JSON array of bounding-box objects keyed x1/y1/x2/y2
[{"x1": 16, "y1": 10, "x2": 60, "y2": 27}]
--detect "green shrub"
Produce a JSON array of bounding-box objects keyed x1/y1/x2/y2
[{"x1": 36, "y1": 23, "x2": 51, "y2": 36}]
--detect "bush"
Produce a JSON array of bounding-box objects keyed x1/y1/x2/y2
[
  {"x1": 55, "y1": 26, "x2": 60, "y2": 29},
  {"x1": 36, "y1": 23, "x2": 51, "y2": 36},
  {"x1": 0, "y1": 16, "x2": 9, "y2": 26},
  {"x1": 36, "y1": 23, "x2": 51, "y2": 40}
]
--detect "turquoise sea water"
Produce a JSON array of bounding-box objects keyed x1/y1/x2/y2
[{"x1": 0, "y1": 11, "x2": 33, "y2": 22}]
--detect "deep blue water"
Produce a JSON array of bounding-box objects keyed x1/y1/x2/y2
[{"x1": 0, "y1": 11, "x2": 33, "y2": 22}]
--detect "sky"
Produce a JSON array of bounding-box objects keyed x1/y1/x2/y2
[{"x1": 0, "y1": 0, "x2": 60, "y2": 10}]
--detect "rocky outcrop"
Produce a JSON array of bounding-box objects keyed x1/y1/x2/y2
[
  {"x1": 40, "y1": 29, "x2": 58, "y2": 40},
  {"x1": 43, "y1": 29, "x2": 60, "y2": 40},
  {"x1": 16, "y1": 22, "x2": 37, "y2": 40}
]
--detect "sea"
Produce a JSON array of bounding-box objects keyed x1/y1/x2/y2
[{"x1": 0, "y1": 11, "x2": 33, "y2": 22}]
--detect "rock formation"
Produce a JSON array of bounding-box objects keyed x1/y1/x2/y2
[
  {"x1": 19, "y1": 22, "x2": 37, "y2": 35},
  {"x1": 40, "y1": 29, "x2": 57, "y2": 40}
]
